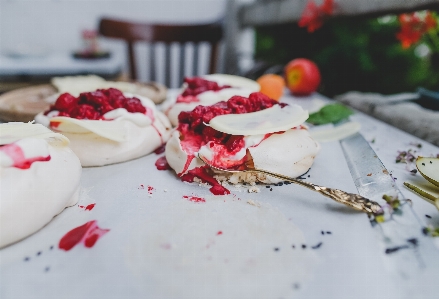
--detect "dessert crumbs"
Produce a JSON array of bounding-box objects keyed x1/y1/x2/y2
[
  {"x1": 311, "y1": 242, "x2": 323, "y2": 249},
  {"x1": 248, "y1": 186, "x2": 260, "y2": 193}
]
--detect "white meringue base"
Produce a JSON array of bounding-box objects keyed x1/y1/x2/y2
[
  {"x1": 0, "y1": 143, "x2": 81, "y2": 248},
  {"x1": 60, "y1": 114, "x2": 171, "y2": 167}
]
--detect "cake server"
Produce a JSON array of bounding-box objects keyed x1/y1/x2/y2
[{"x1": 198, "y1": 153, "x2": 382, "y2": 215}]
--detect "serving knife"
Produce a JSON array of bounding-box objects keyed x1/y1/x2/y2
[{"x1": 340, "y1": 132, "x2": 439, "y2": 298}]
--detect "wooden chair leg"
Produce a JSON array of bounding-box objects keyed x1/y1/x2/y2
[
  {"x1": 179, "y1": 45, "x2": 186, "y2": 86},
  {"x1": 128, "y1": 42, "x2": 137, "y2": 81}
]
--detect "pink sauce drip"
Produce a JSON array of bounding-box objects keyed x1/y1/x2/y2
[
  {"x1": 0, "y1": 143, "x2": 51, "y2": 169},
  {"x1": 58, "y1": 220, "x2": 109, "y2": 251},
  {"x1": 49, "y1": 121, "x2": 61, "y2": 129},
  {"x1": 176, "y1": 95, "x2": 200, "y2": 103},
  {"x1": 85, "y1": 203, "x2": 95, "y2": 211},
  {"x1": 147, "y1": 185, "x2": 155, "y2": 194},
  {"x1": 217, "y1": 231, "x2": 223, "y2": 235},
  {"x1": 151, "y1": 124, "x2": 163, "y2": 144},
  {"x1": 78, "y1": 203, "x2": 96, "y2": 211},
  {"x1": 155, "y1": 156, "x2": 170, "y2": 170},
  {"x1": 178, "y1": 155, "x2": 195, "y2": 177},
  {"x1": 154, "y1": 144, "x2": 166, "y2": 154},
  {"x1": 181, "y1": 166, "x2": 230, "y2": 195},
  {"x1": 183, "y1": 195, "x2": 206, "y2": 203}
]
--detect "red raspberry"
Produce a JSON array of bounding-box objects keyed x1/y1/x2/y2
[
  {"x1": 224, "y1": 135, "x2": 245, "y2": 152},
  {"x1": 124, "y1": 97, "x2": 146, "y2": 113},
  {"x1": 181, "y1": 77, "x2": 231, "y2": 97},
  {"x1": 79, "y1": 90, "x2": 108, "y2": 109},
  {"x1": 70, "y1": 104, "x2": 100, "y2": 120},
  {"x1": 54, "y1": 93, "x2": 78, "y2": 113}
]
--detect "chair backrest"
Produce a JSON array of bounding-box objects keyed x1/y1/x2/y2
[{"x1": 98, "y1": 18, "x2": 223, "y2": 86}]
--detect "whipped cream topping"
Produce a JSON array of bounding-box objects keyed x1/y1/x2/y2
[
  {"x1": 165, "y1": 74, "x2": 260, "y2": 126},
  {"x1": 0, "y1": 123, "x2": 81, "y2": 248},
  {"x1": 35, "y1": 93, "x2": 172, "y2": 167}
]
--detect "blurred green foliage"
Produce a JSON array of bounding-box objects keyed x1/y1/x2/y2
[{"x1": 255, "y1": 17, "x2": 439, "y2": 97}]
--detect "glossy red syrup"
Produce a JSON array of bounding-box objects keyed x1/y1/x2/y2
[
  {"x1": 58, "y1": 220, "x2": 109, "y2": 251},
  {"x1": 78, "y1": 203, "x2": 95, "y2": 211},
  {"x1": 154, "y1": 144, "x2": 166, "y2": 154},
  {"x1": 183, "y1": 195, "x2": 206, "y2": 203},
  {"x1": 176, "y1": 92, "x2": 280, "y2": 194},
  {"x1": 176, "y1": 77, "x2": 232, "y2": 104},
  {"x1": 155, "y1": 156, "x2": 170, "y2": 170},
  {"x1": 217, "y1": 231, "x2": 223, "y2": 235},
  {"x1": 45, "y1": 88, "x2": 148, "y2": 120},
  {"x1": 147, "y1": 186, "x2": 155, "y2": 194},
  {"x1": 0, "y1": 143, "x2": 50, "y2": 169},
  {"x1": 181, "y1": 166, "x2": 230, "y2": 195}
]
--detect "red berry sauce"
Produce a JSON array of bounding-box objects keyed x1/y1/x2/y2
[
  {"x1": 0, "y1": 143, "x2": 51, "y2": 169},
  {"x1": 58, "y1": 220, "x2": 109, "y2": 251},
  {"x1": 45, "y1": 88, "x2": 148, "y2": 120},
  {"x1": 176, "y1": 77, "x2": 232, "y2": 103},
  {"x1": 176, "y1": 92, "x2": 282, "y2": 195}
]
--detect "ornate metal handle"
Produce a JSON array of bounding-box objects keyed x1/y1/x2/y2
[{"x1": 256, "y1": 169, "x2": 383, "y2": 215}]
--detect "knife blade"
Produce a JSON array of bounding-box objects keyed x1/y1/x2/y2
[{"x1": 340, "y1": 132, "x2": 439, "y2": 298}]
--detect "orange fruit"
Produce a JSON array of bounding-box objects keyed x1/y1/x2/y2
[{"x1": 256, "y1": 74, "x2": 285, "y2": 101}]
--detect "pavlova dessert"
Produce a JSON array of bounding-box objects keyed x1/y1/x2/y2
[
  {"x1": 165, "y1": 92, "x2": 321, "y2": 195},
  {"x1": 165, "y1": 74, "x2": 260, "y2": 126},
  {"x1": 0, "y1": 123, "x2": 81, "y2": 248},
  {"x1": 35, "y1": 88, "x2": 171, "y2": 167}
]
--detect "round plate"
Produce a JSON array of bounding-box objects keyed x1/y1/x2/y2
[
  {"x1": 0, "y1": 82, "x2": 167, "y2": 123},
  {"x1": 0, "y1": 84, "x2": 56, "y2": 122}
]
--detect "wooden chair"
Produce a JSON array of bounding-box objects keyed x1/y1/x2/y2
[{"x1": 98, "y1": 18, "x2": 223, "y2": 87}]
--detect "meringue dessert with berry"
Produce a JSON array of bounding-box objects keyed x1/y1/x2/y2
[
  {"x1": 165, "y1": 74, "x2": 260, "y2": 126},
  {"x1": 165, "y1": 92, "x2": 320, "y2": 195},
  {"x1": 0, "y1": 123, "x2": 81, "y2": 248},
  {"x1": 35, "y1": 88, "x2": 171, "y2": 167}
]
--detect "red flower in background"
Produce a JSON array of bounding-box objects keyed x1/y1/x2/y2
[
  {"x1": 396, "y1": 11, "x2": 437, "y2": 48},
  {"x1": 298, "y1": 0, "x2": 335, "y2": 33}
]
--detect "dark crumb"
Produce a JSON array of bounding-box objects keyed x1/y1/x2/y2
[
  {"x1": 255, "y1": 182, "x2": 260, "y2": 185},
  {"x1": 270, "y1": 188, "x2": 273, "y2": 191},
  {"x1": 430, "y1": 161, "x2": 433, "y2": 164},
  {"x1": 308, "y1": 175, "x2": 310, "y2": 178},
  {"x1": 301, "y1": 244, "x2": 307, "y2": 249},
  {"x1": 274, "y1": 247, "x2": 280, "y2": 251},
  {"x1": 321, "y1": 231, "x2": 325, "y2": 235},
  {"x1": 24, "y1": 257, "x2": 30, "y2": 262},
  {"x1": 266, "y1": 185, "x2": 270, "y2": 188},
  {"x1": 367, "y1": 173, "x2": 372, "y2": 176},
  {"x1": 326, "y1": 231, "x2": 332, "y2": 234},
  {"x1": 407, "y1": 238, "x2": 418, "y2": 246},
  {"x1": 311, "y1": 242, "x2": 323, "y2": 249},
  {"x1": 292, "y1": 245, "x2": 295, "y2": 249},
  {"x1": 278, "y1": 182, "x2": 283, "y2": 186},
  {"x1": 36, "y1": 251, "x2": 42, "y2": 256},
  {"x1": 284, "y1": 181, "x2": 291, "y2": 185},
  {"x1": 422, "y1": 227, "x2": 430, "y2": 235},
  {"x1": 410, "y1": 169, "x2": 417, "y2": 174},
  {"x1": 422, "y1": 163, "x2": 425, "y2": 166},
  {"x1": 293, "y1": 283, "x2": 300, "y2": 290},
  {"x1": 426, "y1": 215, "x2": 432, "y2": 219},
  {"x1": 243, "y1": 182, "x2": 247, "y2": 185},
  {"x1": 44, "y1": 267, "x2": 50, "y2": 272},
  {"x1": 50, "y1": 245, "x2": 54, "y2": 250}
]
